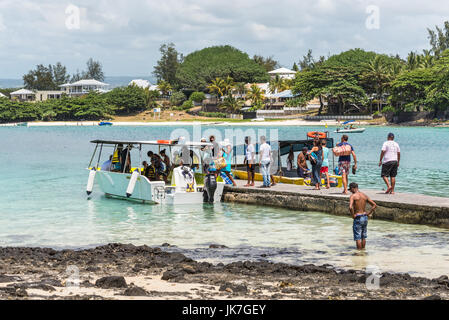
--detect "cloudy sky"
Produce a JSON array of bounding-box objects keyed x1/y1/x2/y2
[{"x1": 0, "y1": 0, "x2": 448, "y2": 79}]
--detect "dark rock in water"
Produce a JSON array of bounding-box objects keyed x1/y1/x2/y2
[
  {"x1": 161, "y1": 269, "x2": 185, "y2": 281},
  {"x1": 161, "y1": 243, "x2": 171, "y2": 247},
  {"x1": 423, "y1": 294, "x2": 441, "y2": 300},
  {"x1": 0, "y1": 275, "x2": 22, "y2": 283},
  {"x1": 81, "y1": 280, "x2": 95, "y2": 288},
  {"x1": 123, "y1": 286, "x2": 148, "y2": 296},
  {"x1": 95, "y1": 276, "x2": 127, "y2": 289},
  {"x1": 86, "y1": 266, "x2": 100, "y2": 272},
  {"x1": 219, "y1": 282, "x2": 248, "y2": 293},
  {"x1": 209, "y1": 244, "x2": 228, "y2": 249},
  {"x1": 435, "y1": 275, "x2": 449, "y2": 285}
]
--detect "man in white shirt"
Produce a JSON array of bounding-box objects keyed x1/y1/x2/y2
[
  {"x1": 244, "y1": 136, "x2": 255, "y2": 187},
  {"x1": 379, "y1": 133, "x2": 401, "y2": 194},
  {"x1": 259, "y1": 136, "x2": 272, "y2": 188}
]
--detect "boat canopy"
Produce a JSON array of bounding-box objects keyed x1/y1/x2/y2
[
  {"x1": 90, "y1": 139, "x2": 213, "y2": 147},
  {"x1": 342, "y1": 120, "x2": 355, "y2": 125},
  {"x1": 232, "y1": 138, "x2": 334, "y2": 156}
]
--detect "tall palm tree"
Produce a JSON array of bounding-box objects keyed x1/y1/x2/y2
[
  {"x1": 362, "y1": 56, "x2": 392, "y2": 112},
  {"x1": 207, "y1": 78, "x2": 226, "y2": 102},
  {"x1": 221, "y1": 95, "x2": 244, "y2": 113},
  {"x1": 247, "y1": 84, "x2": 265, "y2": 110},
  {"x1": 222, "y1": 76, "x2": 235, "y2": 97}
]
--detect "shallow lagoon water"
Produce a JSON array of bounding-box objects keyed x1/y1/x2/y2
[{"x1": 0, "y1": 125, "x2": 448, "y2": 278}]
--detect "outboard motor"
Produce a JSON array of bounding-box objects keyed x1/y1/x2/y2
[{"x1": 203, "y1": 173, "x2": 217, "y2": 203}]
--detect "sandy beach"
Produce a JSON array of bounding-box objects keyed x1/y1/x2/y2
[
  {"x1": 0, "y1": 119, "x2": 371, "y2": 127},
  {"x1": 0, "y1": 243, "x2": 447, "y2": 300}
]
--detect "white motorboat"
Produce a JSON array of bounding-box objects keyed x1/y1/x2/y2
[
  {"x1": 334, "y1": 120, "x2": 365, "y2": 133},
  {"x1": 334, "y1": 127, "x2": 366, "y2": 133},
  {"x1": 86, "y1": 139, "x2": 225, "y2": 205}
]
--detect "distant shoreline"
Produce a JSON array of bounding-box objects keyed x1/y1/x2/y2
[
  {"x1": 0, "y1": 119, "x2": 375, "y2": 127},
  {"x1": 0, "y1": 119, "x2": 447, "y2": 127}
]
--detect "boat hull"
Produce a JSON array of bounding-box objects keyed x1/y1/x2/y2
[
  {"x1": 334, "y1": 128, "x2": 365, "y2": 133},
  {"x1": 93, "y1": 170, "x2": 224, "y2": 204}
]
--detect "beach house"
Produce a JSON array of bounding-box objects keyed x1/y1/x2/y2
[
  {"x1": 268, "y1": 67, "x2": 297, "y2": 80},
  {"x1": 59, "y1": 79, "x2": 110, "y2": 97},
  {"x1": 10, "y1": 89, "x2": 36, "y2": 102},
  {"x1": 35, "y1": 90, "x2": 63, "y2": 101}
]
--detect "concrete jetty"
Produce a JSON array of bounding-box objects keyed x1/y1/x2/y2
[{"x1": 223, "y1": 180, "x2": 449, "y2": 229}]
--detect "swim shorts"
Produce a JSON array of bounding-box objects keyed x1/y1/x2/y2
[
  {"x1": 246, "y1": 163, "x2": 255, "y2": 173},
  {"x1": 338, "y1": 161, "x2": 351, "y2": 174},
  {"x1": 353, "y1": 215, "x2": 368, "y2": 241},
  {"x1": 381, "y1": 161, "x2": 398, "y2": 178}
]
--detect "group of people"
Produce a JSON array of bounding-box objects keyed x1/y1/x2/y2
[
  {"x1": 242, "y1": 132, "x2": 401, "y2": 250},
  {"x1": 244, "y1": 135, "x2": 278, "y2": 188},
  {"x1": 142, "y1": 149, "x2": 171, "y2": 183}
]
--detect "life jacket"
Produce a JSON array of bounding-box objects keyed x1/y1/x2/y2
[{"x1": 112, "y1": 149, "x2": 120, "y2": 163}]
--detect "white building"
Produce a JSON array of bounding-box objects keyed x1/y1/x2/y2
[
  {"x1": 268, "y1": 67, "x2": 297, "y2": 80},
  {"x1": 10, "y1": 89, "x2": 35, "y2": 102},
  {"x1": 60, "y1": 79, "x2": 110, "y2": 97},
  {"x1": 0, "y1": 92, "x2": 6, "y2": 98}
]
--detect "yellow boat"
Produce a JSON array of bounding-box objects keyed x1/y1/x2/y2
[
  {"x1": 231, "y1": 136, "x2": 343, "y2": 188},
  {"x1": 232, "y1": 169, "x2": 342, "y2": 187}
]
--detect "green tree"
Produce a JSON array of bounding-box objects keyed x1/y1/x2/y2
[
  {"x1": 169, "y1": 91, "x2": 186, "y2": 107},
  {"x1": 388, "y1": 68, "x2": 434, "y2": 112},
  {"x1": 84, "y1": 58, "x2": 105, "y2": 81},
  {"x1": 23, "y1": 64, "x2": 55, "y2": 90},
  {"x1": 153, "y1": 43, "x2": 183, "y2": 86},
  {"x1": 247, "y1": 84, "x2": 265, "y2": 110},
  {"x1": 189, "y1": 91, "x2": 206, "y2": 103},
  {"x1": 52, "y1": 62, "x2": 70, "y2": 86},
  {"x1": 207, "y1": 77, "x2": 227, "y2": 100},
  {"x1": 253, "y1": 55, "x2": 280, "y2": 72},
  {"x1": 220, "y1": 95, "x2": 244, "y2": 113},
  {"x1": 106, "y1": 86, "x2": 146, "y2": 114},
  {"x1": 425, "y1": 50, "x2": 449, "y2": 115},
  {"x1": 176, "y1": 45, "x2": 268, "y2": 91},
  {"x1": 143, "y1": 89, "x2": 161, "y2": 109},
  {"x1": 157, "y1": 80, "x2": 172, "y2": 97},
  {"x1": 427, "y1": 21, "x2": 449, "y2": 57},
  {"x1": 361, "y1": 55, "x2": 393, "y2": 112}
]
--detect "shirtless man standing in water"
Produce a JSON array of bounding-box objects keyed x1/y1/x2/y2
[{"x1": 348, "y1": 182, "x2": 377, "y2": 250}]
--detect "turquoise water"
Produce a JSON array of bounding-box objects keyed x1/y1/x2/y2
[{"x1": 0, "y1": 125, "x2": 448, "y2": 277}]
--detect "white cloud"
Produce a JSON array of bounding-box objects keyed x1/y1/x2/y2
[{"x1": 1, "y1": 0, "x2": 449, "y2": 78}]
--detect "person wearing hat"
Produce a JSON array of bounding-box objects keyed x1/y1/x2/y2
[
  {"x1": 348, "y1": 182, "x2": 377, "y2": 250},
  {"x1": 379, "y1": 133, "x2": 400, "y2": 194}
]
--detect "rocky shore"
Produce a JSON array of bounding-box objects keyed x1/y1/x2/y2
[{"x1": 0, "y1": 243, "x2": 447, "y2": 300}]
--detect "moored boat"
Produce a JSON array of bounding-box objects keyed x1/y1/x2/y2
[{"x1": 86, "y1": 139, "x2": 225, "y2": 204}]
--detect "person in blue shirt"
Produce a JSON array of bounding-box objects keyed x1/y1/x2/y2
[
  {"x1": 221, "y1": 143, "x2": 237, "y2": 186},
  {"x1": 321, "y1": 139, "x2": 330, "y2": 189}
]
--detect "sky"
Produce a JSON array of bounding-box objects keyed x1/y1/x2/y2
[{"x1": 0, "y1": 0, "x2": 448, "y2": 79}]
